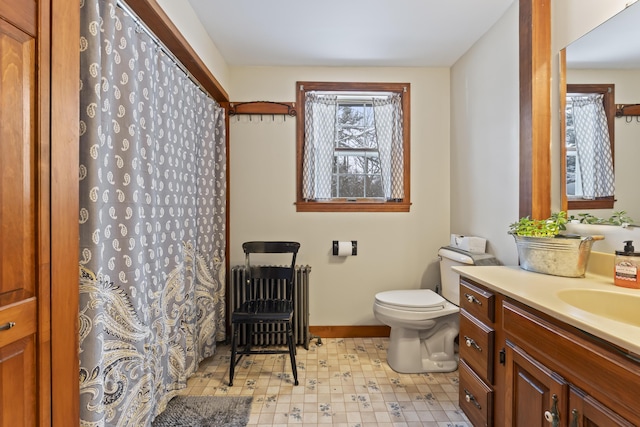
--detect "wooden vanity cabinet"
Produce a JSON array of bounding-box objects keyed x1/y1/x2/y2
[
  {"x1": 458, "y1": 278, "x2": 506, "y2": 427},
  {"x1": 458, "y1": 275, "x2": 640, "y2": 427},
  {"x1": 502, "y1": 300, "x2": 638, "y2": 426}
]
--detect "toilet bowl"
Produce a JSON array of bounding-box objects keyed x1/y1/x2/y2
[
  {"x1": 373, "y1": 247, "x2": 491, "y2": 373},
  {"x1": 374, "y1": 289, "x2": 460, "y2": 372}
]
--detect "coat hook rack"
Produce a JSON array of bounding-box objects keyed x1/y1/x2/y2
[
  {"x1": 228, "y1": 101, "x2": 297, "y2": 117},
  {"x1": 615, "y1": 103, "x2": 640, "y2": 118}
]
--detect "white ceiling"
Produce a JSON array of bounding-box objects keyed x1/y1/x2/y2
[{"x1": 186, "y1": 0, "x2": 514, "y2": 67}]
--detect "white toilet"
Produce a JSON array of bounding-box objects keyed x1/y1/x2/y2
[{"x1": 373, "y1": 247, "x2": 488, "y2": 373}]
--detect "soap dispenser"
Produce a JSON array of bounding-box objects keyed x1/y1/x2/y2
[{"x1": 614, "y1": 240, "x2": 640, "y2": 288}]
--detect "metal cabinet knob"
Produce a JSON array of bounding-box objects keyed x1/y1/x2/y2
[
  {"x1": 464, "y1": 293, "x2": 482, "y2": 305},
  {"x1": 464, "y1": 335, "x2": 482, "y2": 352},
  {"x1": 0, "y1": 322, "x2": 16, "y2": 331},
  {"x1": 544, "y1": 394, "x2": 560, "y2": 426},
  {"x1": 544, "y1": 411, "x2": 555, "y2": 423},
  {"x1": 570, "y1": 409, "x2": 579, "y2": 427},
  {"x1": 463, "y1": 389, "x2": 481, "y2": 410}
]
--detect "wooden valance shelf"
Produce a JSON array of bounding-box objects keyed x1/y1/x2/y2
[
  {"x1": 228, "y1": 101, "x2": 297, "y2": 117},
  {"x1": 615, "y1": 104, "x2": 640, "y2": 117}
]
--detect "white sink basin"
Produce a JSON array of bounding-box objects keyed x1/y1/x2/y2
[{"x1": 557, "y1": 289, "x2": 640, "y2": 326}]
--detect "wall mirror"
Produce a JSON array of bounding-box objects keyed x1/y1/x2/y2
[{"x1": 562, "y1": 2, "x2": 640, "y2": 222}]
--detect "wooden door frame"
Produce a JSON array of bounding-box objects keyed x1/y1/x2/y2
[{"x1": 50, "y1": 0, "x2": 80, "y2": 424}]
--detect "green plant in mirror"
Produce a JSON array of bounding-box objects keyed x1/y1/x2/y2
[
  {"x1": 509, "y1": 211, "x2": 568, "y2": 237},
  {"x1": 569, "y1": 210, "x2": 634, "y2": 226}
]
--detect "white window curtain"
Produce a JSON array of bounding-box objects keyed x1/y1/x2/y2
[
  {"x1": 302, "y1": 92, "x2": 404, "y2": 200},
  {"x1": 373, "y1": 94, "x2": 404, "y2": 200},
  {"x1": 302, "y1": 93, "x2": 337, "y2": 199},
  {"x1": 569, "y1": 94, "x2": 615, "y2": 199}
]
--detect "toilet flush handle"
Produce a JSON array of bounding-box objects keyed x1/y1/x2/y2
[{"x1": 464, "y1": 293, "x2": 482, "y2": 305}]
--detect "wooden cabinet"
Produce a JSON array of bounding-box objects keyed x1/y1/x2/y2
[
  {"x1": 569, "y1": 387, "x2": 634, "y2": 427},
  {"x1": 458, "y1": 278, "x2": 505, "y2": 427},
  {"x1": 504, "y1": 340, "x2": 568, "y2": 426},
  {"x1": 502, "y1": 301, "x2": 638, "y2": 426},
  {"x1": 458, "y1": 276, "x2": 640, "y2": 427},
  {"x1": 0, "y1": 2, "x2": 40, "y2": 426},
  {"x1": 0, "y1": 0, "x2": 79, "y2": 425}
]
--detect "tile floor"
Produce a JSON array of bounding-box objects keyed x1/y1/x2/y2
[{"x1": 179, "y1": 337, "x2": 471, "y2": 426}]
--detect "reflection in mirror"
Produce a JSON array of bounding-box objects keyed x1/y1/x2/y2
[
  {"x1": 563, "y1": 2, "x2": 640, "y2": 222},
  {"x1": 564, "y1": 84, "x2": 615, "y2": 210}
]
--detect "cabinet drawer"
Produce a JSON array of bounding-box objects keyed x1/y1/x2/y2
[
  {"x1": 0, "y1": 298, "x2": 37, "y2": 348},
  {"x1": 460, "y1": 279, "x2": 495, "y2": 323},
  {"x1": 460, "y1": 309, "x2": 495, "y2": 383},
  {"x1": 459, "y1": 359, "x2": 493, "y2": 427}
]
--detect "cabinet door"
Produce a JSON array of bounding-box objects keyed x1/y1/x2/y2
[
  {"x1": 505, "y1": 340, "x2": 568, "y2": 427},
  {"x1": 568, "y1": 387, "x2": 634, "y2": 427},
  {"x1": 0, "y1": 1, "x2": 40, "y2": 426}
]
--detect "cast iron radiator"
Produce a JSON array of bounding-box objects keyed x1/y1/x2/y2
[{"x1": 230, "y1": 265, "x2": 313, "y2": 349}]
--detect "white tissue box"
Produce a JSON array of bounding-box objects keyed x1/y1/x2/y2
[{"x1": 450, "y1": 234, "x2": 487, "y2": 253}]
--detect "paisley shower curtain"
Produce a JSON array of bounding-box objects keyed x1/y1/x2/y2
[{"x1": 79, "y1": 0, "x2": 227, "y2": 425}]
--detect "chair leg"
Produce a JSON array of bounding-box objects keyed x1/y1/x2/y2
[
  {"x1": 286, "y1": 323, "x2": 299, "y2": 386},
  {"x1": 245, "y1": 323, "x2": 253, "y2": 354},
  {"x1": 229, "y1": 324, "x2": 238, "y2": 386}
]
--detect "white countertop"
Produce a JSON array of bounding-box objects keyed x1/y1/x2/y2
[{"x1": 453, "y1": 264, "x2": 640, "y2": 358}]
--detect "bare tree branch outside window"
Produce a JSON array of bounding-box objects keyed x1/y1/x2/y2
[{"x1": 332, "y1": 102, "x2": 384, "y2": 198}]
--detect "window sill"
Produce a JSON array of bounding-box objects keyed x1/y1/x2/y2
[
  {"x1": 295, "y1": 200, "x2": 411, "y2": 213},
  {"x1": 567, "y1": 196, "x2": 615, "y2": 210}
]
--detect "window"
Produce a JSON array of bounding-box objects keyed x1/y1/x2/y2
[
  {"x1": 563, "y1": 84, "x2": 615, "y2": 210},
  {"x1": 296, "y1": 82, "x2": 410, "y2": 212}
]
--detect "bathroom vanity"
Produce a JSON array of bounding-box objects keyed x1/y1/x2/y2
[{"x1": 454, "y1": 265, "x2": 640, "y2": 427}]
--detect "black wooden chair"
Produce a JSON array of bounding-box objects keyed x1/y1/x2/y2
[{"x1": 229, "y1": 241, "x2": 301, "y2": 386}]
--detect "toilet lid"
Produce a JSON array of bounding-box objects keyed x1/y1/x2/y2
[{"x1": 375, "y1": 290, "x2": 447, "y2": 312}]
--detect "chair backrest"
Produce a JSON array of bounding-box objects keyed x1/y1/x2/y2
[{"x1": 242, "y1": 241, "x2": 300, "y2": 301}]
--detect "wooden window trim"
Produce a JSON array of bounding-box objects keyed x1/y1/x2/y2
[
  {"x1": 562, "y1": 83, "x2": 615, "y2": 211},
  {"x1": 295, "y1": 81, "x2": 411, "y2": 213}
]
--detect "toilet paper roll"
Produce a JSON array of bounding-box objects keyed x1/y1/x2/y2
[
  {"x1": 333, "y1": 240, "x2": 356, "y2": 256},
  {"x1": 337, "y1": 241, "x2": 353, "y2": 256}
]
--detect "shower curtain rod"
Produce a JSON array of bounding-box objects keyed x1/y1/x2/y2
[{"x1": 116, "y1": 0, "x2": 213, "y2": 100}]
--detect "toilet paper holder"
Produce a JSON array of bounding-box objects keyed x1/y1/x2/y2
[{"x1": 332, "y1": 240, "x2": 357, "y2": 256}]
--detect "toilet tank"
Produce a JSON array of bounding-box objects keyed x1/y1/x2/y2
[{"x1": 438, "y1": 247, "x2": 475, "y2": 305}]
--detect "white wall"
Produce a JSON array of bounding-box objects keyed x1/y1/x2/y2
[
  {"x1": 450, "y1": 2, "x2": 520, "y2": 265},
  {"x1": 566, "y1": 69, "x2": 640, "y2": 223},
  {"x1": 156, "y1": 0, "x2": 230, "y2": 92},
  {"x1": 228, "y1": 67, "x2": 450, "y2": 325}
]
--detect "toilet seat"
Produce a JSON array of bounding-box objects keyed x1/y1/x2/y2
[{"x1": 375, "y1": 290, "x2": 447, "y2": 312}]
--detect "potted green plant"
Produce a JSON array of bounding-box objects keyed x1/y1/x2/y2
[
  {"x1": 508, "y1": 211, "x2": 602, "y2": 277},
  {"x1": 508, "y1": 211, "x2": 568, "y2": 237}
]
